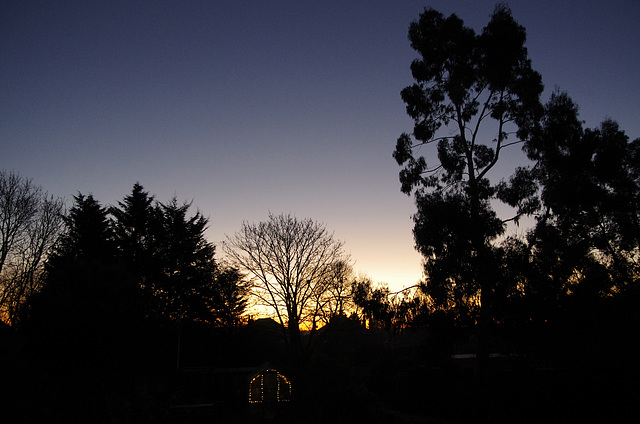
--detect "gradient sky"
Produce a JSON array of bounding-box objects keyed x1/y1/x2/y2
[{"x1": 2, "y1": 0, "x2": 639, "y2": 290}]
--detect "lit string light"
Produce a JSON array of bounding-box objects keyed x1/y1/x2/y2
[{"x1": 248, "y1": 369, "x2": 291, "y2": 403}]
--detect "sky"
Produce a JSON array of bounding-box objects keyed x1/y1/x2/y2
[{"x1": 2, "y1": 0, "x2": 639, "y2": 291}]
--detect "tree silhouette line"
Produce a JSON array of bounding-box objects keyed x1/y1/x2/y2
[
  {"x1": 1, "y1": 3, "x2": 639, "y2": 423},
  {"x1": 394, "y1": 2, "x2": 639, "y2": 383},
  {"x1": 5, "y1": 183, "x2": 248, "y2": 330}
]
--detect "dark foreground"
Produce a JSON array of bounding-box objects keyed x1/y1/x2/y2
[{"x1": 2, "y1": 317, "x2": 637, "y2": 423}]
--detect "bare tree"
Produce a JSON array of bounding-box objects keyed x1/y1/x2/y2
[
  {"x1": 223, "y1": 213, "x2": 345, "y2": 364},
  {"x1": 0, "y1": 171, "x2": 65, "y2": 325},
  {"x1": 313, "y1": 259, "x2": 355, "y2": 326},
  {"x1": 1, "y1": 171, "x2": 39, "y2": 275}
]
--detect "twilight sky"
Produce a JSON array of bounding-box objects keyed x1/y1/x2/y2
[{"x1": 2, "y1": 0, "x2": 639, "y2": 290}]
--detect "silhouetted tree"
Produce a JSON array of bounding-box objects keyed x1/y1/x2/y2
[
  {"x1": 307, "y1": 256, "x2": 352, "y2": 331},
  {"x1": 109, "y1": 182, "x2": 164, "y2": 318},
  {"x1": 0, "y1": 171, "x2": 39, "y2": 275},
  {"x1": 0, "y1": 171, "x2": 64, "y2": 325},
  {"x1": 21, "y1": 245, "x2": 142, "y2": 422},
  {"x1": 308, "y1": 259, "x2": 356, "y2": 327},
  {"x1": 21, "y1": 193, "x2": 142, "y2": 368},
  {"x1": 110, "y1": 185, "x2": 249, "y2": 325},
  {"x1": 15, "y1": 187, "x2": 249, "y2": 420},
  {"x1": 212, "y1": 265, "x2": 248, "y2": 327},
  {"x1": 352, "y1": 278, "x2": 392, "y2": 329},
  {"x1": 351, "y1": 278, "x2": 426, "y2": 331},
  {"x1": 50, "y1": 193, "x2": 117, "y2": 266},
  {"x1": 393, "y1": 4, "x2": 543, "y2": 378},
  {"x1": 526, "y1": 91, "x2": 640, "y2": 310},
  {"x1": 147, "y1": 197, "x2": 217, "y2": 322},
  {"x1": 392, "y1": 285, "x2": 431, "y2": 329},
  {"x1": 224, "y1": 213, "x2": 346, "y2": 366},
  {"x1": 110, "y1": 183, "x2": 161, "y2": 277}
]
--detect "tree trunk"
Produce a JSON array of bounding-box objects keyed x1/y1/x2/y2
[
  {"x1": 288, "y1": 318, "x2": 303, "y2": 370},
  {"x1": 469, "y1": 180, "x2": 491, "y2": 388}
]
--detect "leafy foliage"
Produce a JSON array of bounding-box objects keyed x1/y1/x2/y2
[
  {"x1": 526, "y1": 92, "x2": 640, "y2": 305},
  {"x1": 394, "y1": 5, "x2": 543, "y2": 321},
  {"x1": 109, "y1": 185, "x2": 248, "y2": 325},
  {"x1": 22, "y1": 184, "x2": 247, "y2": 330},
  {"x1": 49, "y1": 193, "x2": 116, "y2": 265}
]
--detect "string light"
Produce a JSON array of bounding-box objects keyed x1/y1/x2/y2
[{"x1": 248, "y1": 369, "x2": 291, "y2": 404}]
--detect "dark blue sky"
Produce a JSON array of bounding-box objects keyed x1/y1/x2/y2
[{"x1": 2, "y1": 0, "x2": 639, "y2": 288}]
